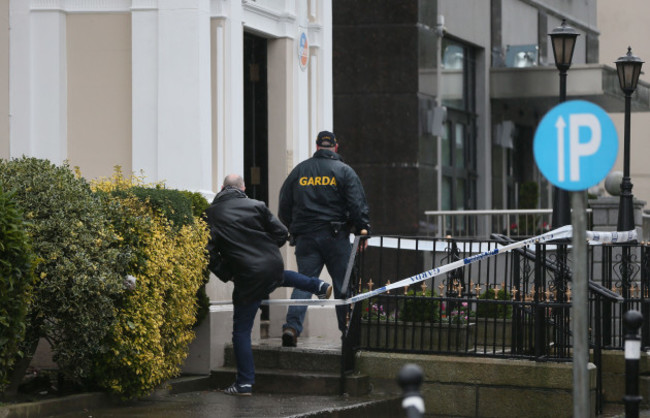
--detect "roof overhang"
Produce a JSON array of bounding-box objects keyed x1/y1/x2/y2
[{"x1": 490, "y1": 64, "x2": 650, "y2": 113}]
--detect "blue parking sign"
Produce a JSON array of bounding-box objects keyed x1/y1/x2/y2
[{"x1": 533, "y1": 100, "x2": 618, "y2": 191}]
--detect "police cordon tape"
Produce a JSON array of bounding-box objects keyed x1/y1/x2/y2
[{"x1": 210, "y1": 226, "x2": 637, "y2": 308}]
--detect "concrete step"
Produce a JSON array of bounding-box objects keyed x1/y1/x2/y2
[
  {"x1": 223, "y1": 343, "x2": 341, "y2": 373},
  {"x1": 212, "y1": 367, "x2": 341, "y2": 395}
]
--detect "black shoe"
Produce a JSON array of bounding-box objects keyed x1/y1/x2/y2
[
  {"x1": 317, "y1": 282, "x2": 333, "y2": 299},
  {"x1": 282, "y1": 327, "x2": 297, "y2": 347},
  {"x1": 223, "y1": 382, "x2": 252, "y2": 396}
]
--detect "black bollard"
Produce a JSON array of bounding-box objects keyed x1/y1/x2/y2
[
  {"x1": 623, "y1": 310, "x2": 644, "y2": 418},
  {"x1": 397, "y1": 363, "x2": 425, "y2": 418}
]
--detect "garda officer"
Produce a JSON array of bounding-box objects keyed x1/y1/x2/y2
[{"x1": 279, "y1": 130, "x2": 371, "y2": 347}]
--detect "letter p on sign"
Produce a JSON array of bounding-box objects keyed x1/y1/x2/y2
[{"x1": 534, "y1": 100, "x2": 618, "y2": 191}]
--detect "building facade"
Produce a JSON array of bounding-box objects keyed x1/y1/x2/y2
[
  {"x1": 333, "y1": 0, "x2": 650, "y2": 236},
  {"x1": 598, "y1": 0, "x2": 650, "y2": 208},
  {"x1": 0, "y1": 0, "x2": 333, "y2": 208}
]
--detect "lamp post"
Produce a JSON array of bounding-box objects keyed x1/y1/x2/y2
[
  {"x1": 548, "y1": 19, "x2": 579, "y2": 229},
  {"x1": 616, "y1": 47, "x2": 644, "y2": 232}
]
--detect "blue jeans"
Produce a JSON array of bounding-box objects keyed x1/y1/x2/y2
[
  {"x1": 232, "y1": 270, "x2": 325, "y2": 385},
  {"x1": 283, "y1": 228, "x2": 351, "y2": 335}
]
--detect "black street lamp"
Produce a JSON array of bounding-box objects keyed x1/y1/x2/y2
[
  {"x1": 616, "y1": 47, "x2": 644, "y2": 232},
  {"x1": 549, "y1": 19, "x2": 579, "y2": 228}
]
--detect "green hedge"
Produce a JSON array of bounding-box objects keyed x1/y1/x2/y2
[
  {"x1": 0, "y1": 187, "x2": 36, "y2": 390},
  {"x1": 476, "y1": 288, "x2": 513, "y2": 319},
  {"x1": 400, "y1": 290, "x2": 440, "y2": 323},
  {"x1": 0, "y1": 157, "x2": 127, "y2": 386}
]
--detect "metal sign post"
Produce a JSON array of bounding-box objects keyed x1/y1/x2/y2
[
  {"x1": 534, "y1": 100, "x2": 618, "y2": 418},
  {"x1": 571, "y1": 190, "x2": 589, "y2": 417}
]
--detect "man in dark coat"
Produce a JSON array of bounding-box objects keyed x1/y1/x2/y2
[{"x1": 205, "y1": 174, "x2": 331, "y2": 396}]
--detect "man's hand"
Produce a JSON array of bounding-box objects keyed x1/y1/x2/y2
[{"x1": 359, "y1": 229, "x2": 369, "y2": 251}]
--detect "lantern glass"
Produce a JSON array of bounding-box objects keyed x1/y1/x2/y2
[
  {"x1": 548, "y1": 20, "x2": 579, "y2": 70},
  {"x1": 616, "y1": 47, "x2": 644, "y2": 93}
]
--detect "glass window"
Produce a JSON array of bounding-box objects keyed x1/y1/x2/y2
[
  {"x1": 455, "y1": 124, "x2": 465, "y2": 169},
  {"x1": 438, "y1": 39, "x2": 477, "y2": 218},
  {"x1": 456, "y1": 179, "x2": 466, "y2": 210},
  {"x1": 442, "y1": 176, "x2": 452, "y2": 211},
  {"x1": 442, "y1": 122, "x2": 451, "y2": 166},
  {"x1": 443, "y1": 44, "x2": 464, "y2": 70}
]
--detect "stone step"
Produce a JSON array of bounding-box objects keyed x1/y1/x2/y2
[
  {"x1": 223, "y1": 343, "x2": 341, "y2": 373},
  {"x1": 213, "y1": 367, "x2": 351, "y2": 396}
]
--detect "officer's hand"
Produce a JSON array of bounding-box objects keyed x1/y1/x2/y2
[{"x1": 359, "y1": 229, "x2": 369, "y2": 251}]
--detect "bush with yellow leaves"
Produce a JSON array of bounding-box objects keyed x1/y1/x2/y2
[{"x1": 92, "y1": 170, "x2": 209, "y2": 398}]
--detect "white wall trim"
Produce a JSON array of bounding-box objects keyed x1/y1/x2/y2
[
  {"x1": 9, "y1": 0, "x2": 32, "y2": 157},
  {"x1": 30, "y1": 9, "x2": 67, "y2": 163},
  {"x1": 131, "y1": 7, "x2": 159, "y2": 181},
  {"x1": 31, "y1": 0, "x2": 132, "y2": 12},
  {"x1": 241, "y1": 1, "x2": 296, "y2": 38}
]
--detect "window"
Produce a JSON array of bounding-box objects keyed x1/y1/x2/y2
[{"x1": 440, "y1": 39, "x2": 477, "y2": 234}]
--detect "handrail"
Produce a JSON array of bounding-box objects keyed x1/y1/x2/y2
[
  {"x1": 424, "y1": 208, "x2": 593, "y2": 216},
  {"x1": 425, "y1": 209, "x2": 554, "y2": 216},
  {"x1": 425, "y1": 208, "x2": 593, "y2": 238},
  {"x1": 340, "y1": 235, "x2": 362, "y2": 396}
]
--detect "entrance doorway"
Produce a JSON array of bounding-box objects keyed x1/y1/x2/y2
[
  {"x1": 244, "y1": 33, "x2": 271, "y2": 324},
  {"x1": 243, "y1": 33, "x2": 269, "y2": 204}
]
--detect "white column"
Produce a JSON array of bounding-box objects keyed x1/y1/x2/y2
[
  {"x1": 294, "y1": 28, "x2": 310, "y2": 163},
  {"x1": 320, "y1": 0, "x2": 333, "y2": 131},
  {"x1": 9, "y1": 0, "x2": 31, "y2": 157},
  {"x1": 132, "y1": 0, "x2": 213, "y2": 192},
  {"x1": 12, "y1": 7, "x2": 67, "y2": 163},
  {"x1": 213, "y1": 0, "x2": 244, "y2": 186},
  {"x1": 156, "y1": 0, "x2": 212, "y2": 191},
  {"x1": 131, "y1": 3, "x2": 159, "y2": 181}
]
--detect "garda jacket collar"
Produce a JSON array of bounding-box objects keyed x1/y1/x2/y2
[{"x1": 314, "y1": 148, "x2": 342, "y2": 161}]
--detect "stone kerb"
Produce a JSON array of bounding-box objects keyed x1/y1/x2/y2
[{"x1": 356, "y1": 351, "x2": 596, "y2": 417}]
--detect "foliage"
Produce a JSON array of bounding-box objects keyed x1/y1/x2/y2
[
  {"x1": 361, "y1": 300, "x2": 397, "y2": 321},
  {"x1": 179, "y1": 190, "x2": 210, "y2": 328},
  {"x1": 94, "y1": 168, "x2": 212, "y2": 328},
  {"x1": 476, "y1": 288, "x2": 513, "y2": 319},
  {"x1": 0, "y1": 157, "x2": 127, "y2": 387},
  {"x1": 128, "y1": 187, "x2": 194, "y2": 229},
  {"x1": 519, "y1": 181, "x2": 539, "y2": 209},
  {"x1": 0, "y1": 188, "x2": 36, "y2": 390},
  {"x1": 441, "y1": 301, "x2": 473, "y2": 324},
  {"x1": 399, "y1": 289, "x2": 440, "y2": 323},
  {"x1": 91, "y1": 172, "x2": 209, "y2": 399},
  {"x1": 180, "y1": 190, "x2": 210, "y2": 218}
]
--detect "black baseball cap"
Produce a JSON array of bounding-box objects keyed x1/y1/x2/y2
[{"x1": 316, "y1": 131, "x2": 337, "y2": 147}]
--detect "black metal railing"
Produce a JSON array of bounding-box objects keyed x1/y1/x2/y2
[{"x1": 340, "y1": 234, "x2": 650, "y2": 402}]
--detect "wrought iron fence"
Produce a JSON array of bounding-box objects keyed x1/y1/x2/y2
[{"x1": 340, "y1": 234, "x2": 649, "y2": 409}]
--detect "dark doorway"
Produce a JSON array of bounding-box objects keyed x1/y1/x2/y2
[
  {"x1": 243, "y1": 33, "x2": 269, "y2": 204},
  {"x1": 244, "y1": 33, "x2": 271, "y2": 322}
]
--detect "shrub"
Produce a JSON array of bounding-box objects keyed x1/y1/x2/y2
[
  {"x1": 399, "y1": 289, "x2": 440, "y2": 323},
  {"x1": 0, "y1": 188, "x2": 36, "y2": 390},
  {"x1": 476, "y1": 288, "x2": 513, "y2": 319},
  {"x1": 0, "y1": 157, "x2": 127, "y2": 386},
  {"x1": 92, "y1": 173, "x2": 208, "y2": 398},
  {"x1": 128, "y1": 187, "x2": 194, "y2": 229},
  {"x1": 181, "y1": 190, "x2": 211, "y2": 218}
]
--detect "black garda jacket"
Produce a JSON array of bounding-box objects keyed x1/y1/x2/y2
[
  {"x1": 204, "y1": 187, "x2": 288, "y2": 305},
  {"x1": 278, "y1": 149, "x2": 371, "y2": 236}
]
